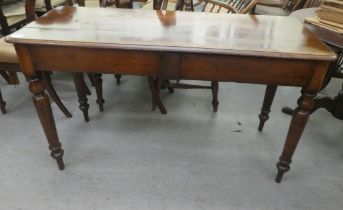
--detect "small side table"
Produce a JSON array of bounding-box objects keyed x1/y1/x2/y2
[{"x1": 282, "y1": 8, "x2": 343, "y2": 120}]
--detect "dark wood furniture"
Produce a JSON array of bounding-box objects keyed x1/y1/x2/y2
[
  {"x1": 7, "y1": 5, "x2": 335, "y2": 183},
  {"x1": 281, "y1": 8, "x2": 343, "y2": 120}
]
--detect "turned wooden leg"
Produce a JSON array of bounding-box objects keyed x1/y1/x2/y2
[
  {"x1": 29, "y1": 77, "x2": 65, "y2": 170},
  {"x1": 42, "y1": 72, "x2": 72, "y2": 118},
  {"x1": 114, "y1": 74, "x2": 122, "y2": 85},
  {"x1": 147, "y1": 76, "x2": 167, "y2": 114},
  {"x1": 258, "y1": 85, "x2": 277, "y2": 131},
  {"x1": 93, "y1": 73, "x2": 105, "y2": 112},
  {"x1": 211, "y1": 81, "x2": 219, "y2": 112},
  {"x1": 275, "y1": 89, "x2": 315, "y2": 183},
  {"x1": 0, "y1": 90, "x2": 6, "y2": 114},
  {"x1": 72, "y1": 73, "x2": 90, "y2": 122}
]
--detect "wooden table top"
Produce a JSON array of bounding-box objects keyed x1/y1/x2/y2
[{"x1": 6, "y1": 6, "x2": 336, "y2": 60}]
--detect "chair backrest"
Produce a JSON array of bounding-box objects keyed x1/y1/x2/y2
[
  {"x1": 200, "y1": 0, "x2": 259, "y2": 14},
  {"x1": 147, "y1": 0, "x2": 259, "y2": 13},
  {"x1": 0, "y1": 0, "x2": 26, "y2": 35},
  {"x1": 25, "y1": 0, "x2": 73, "y2": 22}
]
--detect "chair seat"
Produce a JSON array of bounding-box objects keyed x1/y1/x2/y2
[
  {"x1": 0, "y1": 1, "x2": 26, "y2": 29},
  {"x1": 254, "y1": 5, "x2": 290, "y2": 16},
  {"x1": 0, "y1": 37, "x2": 18, "y2": 64}
]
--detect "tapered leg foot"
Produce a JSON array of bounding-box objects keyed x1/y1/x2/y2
[
  {"x1": 0, "y1": 90, "x2": 7, "y2": 114},
  {"x1": 94, "y1": 73, "x2": 105, "y2": 112},
  {"x1": 275, "y1": 89, "x2": 315, "y2": 183},
  {"x1": 50, "y1": 145, "x2": 65, "y2": 170},
  {"x1": 258, "y1": 85, "x2": 277, "y2": 131},
  {"x1": 211, "y1": 81, "x2": 219, "y2": 112},
  {"x1": 275, "y1": 159, "x2": 290, "y2": 183},
  {"x1": 29, "y1": 77, "x2": 65, "y2": 170},
  {"x1": 73, "y1": 73, "x2": 90, "y2": 122},
  {"x1": 42, "y1": 72, "x2": 72, "y2": 118},
  {"x1": 147, "y1": 76, "x2": 167, "y2": 114},
  {"x1": 114, "y1": 74, "x2": 122, "y2": 85}
]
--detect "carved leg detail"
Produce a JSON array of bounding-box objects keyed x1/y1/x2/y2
[
  {"x1": 93, "y1": 73, "x2": 105, "y2": 112},
  {"x1": 114, "y1": 74, "x2": 122, "y2": 85},
  {"x1": 29, "y1": 77, "x2": 64, "y2": 170},
  {"x1": 276, "y1": 90, "x2": 315, "y2": 183},
  {"x1": 0, "y1": 90, "x2": 7, "y2": 114},
  {"x1": 147, "y1": 76, "x2": 167, "y2": 114},
  {"x1": 258, "y1": 85, "x2": 277, "y2": 131},
  {"x1": 211, "y1": 81, "x2": 219, "y2": 112},
  {"x1": 72, "y1": 73, "x2": 90, "y2": 122},
  {"x1": 42, "y1": 72, "x2": 72, "y2": 118}
]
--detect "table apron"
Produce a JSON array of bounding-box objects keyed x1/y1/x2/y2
[{"x1": 28, "y1": 45, "x2": 320, "y2": 87}]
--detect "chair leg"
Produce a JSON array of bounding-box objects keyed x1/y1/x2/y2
[
  {"x1": 147, "y1": 76, "x2": 167, "y2": 114},
  {"x1": 93, "y1": 73, "x2": 105, "y2": 112},
  {"x1": 164, "y1": 80, "x2": 174, "y2": 93},
  {"x1": 114, "y1": 74, "x2": 121, "y2": 85},
  {"x1": 0, "y1": 90, "x2": 7, "y2": 114},
  {"x1": 211, "y1": 81, "x2": 219, "y2": 112},
  {"x1": 73, "y1": 72, "x2": 90, "y2": 122},
  {"x1": 42, "y1": 72, "x2": 72, "y2": 118},
  {"x1": 0, "y1": 71, "x2": 11, "y2": 84},
  {"x1": 87, "y1": 73, "x2": 95, "y2": 86},
  {"x1": 8, "y1": 72, "x2": 20, "y2": 85},
  {"x1": 81, "y1": 74, "x2": 92, "y2": 96},
  {"x1": 258, "y1": 85, "x2": 278, "y2": 132}
]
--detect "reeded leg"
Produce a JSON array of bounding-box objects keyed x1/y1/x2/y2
[
  {"x1": 72, "y1": 73, "x2": 90, "y2": 122},
  {"x1": 42, "y1": 72, "x2": 72, "y2": 118},
  {"x1": 93, "y1": 73, "x2": 105, "y2": 112},
  {"x1": 258, "y1": 85, "x2": 277, "y2": 131},
  {"x1": 147, "y1": 76, "x2": 167, "y2": 114},
  {"x1": 275, "y1": 90, "x2": 315, "y2": 183},
  {"x1": 29, "y1": 77, "x2": 65, "y2": 170},
  {"x1": 0, "y1": 90, "x2": 6, "y2": 114},
  {"x1": 114, "y1": 74, "x2": 122, "y2": 85},
  {"x1": 211, "y1": 81, "x2": 219, "y2": 112}
]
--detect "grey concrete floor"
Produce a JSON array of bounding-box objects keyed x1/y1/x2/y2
[{"x1": 0, "y1": 73, "x2": 342, "y2": 210}]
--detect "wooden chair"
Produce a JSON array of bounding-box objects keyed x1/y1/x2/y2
[
  {"x1": 0, "y1": 0, "x2": 74, "y2": 116},
  {"x1": 0, "y1": 0, "x2": 27, "y2": 36},
  {"x1": 253, "y1": 0, "x2": 320, "y2": 16},
  {"x1": 35, "y1": 0, "x2": 68, "y2": 12}
]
